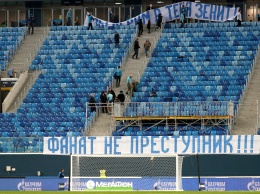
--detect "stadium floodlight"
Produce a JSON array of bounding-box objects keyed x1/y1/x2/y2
[{"x1": 70, "y1": 154, "x2": 184, "y2": 191}]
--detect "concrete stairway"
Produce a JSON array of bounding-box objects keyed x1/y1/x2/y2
[
  {"x1": 233, "y1": 49, "x2": 260, "y2": 135},
  {"x1": 3, "y1": 27, "x2": 49, "y2": 78},
  {"x1": 4, "y1": 27, "x2": 50, "y2": 113},
  {"x1": 87, "y1": 28, "x2": 161, "y2": 136}
]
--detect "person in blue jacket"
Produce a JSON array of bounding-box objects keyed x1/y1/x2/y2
[
  {"x1": 114, "y1": 66, "x2": 122, "y2": 87},
  {"x1": 88, "y1": 13, "x2": 94, "y2": 30}
]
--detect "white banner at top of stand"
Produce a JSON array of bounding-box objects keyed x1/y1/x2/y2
[{"x1": 84, "y1": 1, "x2": 239, "y2": 27}]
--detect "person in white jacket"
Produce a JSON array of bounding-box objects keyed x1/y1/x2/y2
[{"x1": 237, "y1": 9, "x2": 242, "y2": 27}]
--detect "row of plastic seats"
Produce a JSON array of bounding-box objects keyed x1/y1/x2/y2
[
  {"x1": 153, "y1": 52, "x2": 254, "y2": 58},
  {"x1": 138, "y1": 80, "x2": 246, "y2": 87},
  {"x1": 150, "y1": 56, "x2": 252, "y2": 63},
  {"x1": 163, "y1": 30, "x2": 259, "y2": 37},
  {"x1": 0, "y1": 131, "x2": 83, "y2": 138},
  {"x1": 39, "y1": 46, "x2": 127, "y2": 53},
  {"x1": 157, "y1": 42, "x2": 258, "y2": 50},
  {"x1": 148, "y1": 61, "x2": 252, "y2": 67},
  {"x1": 131, "y1": 95, "x2": 238, "y2": 102},
  {"x1": 37, "y1": 53, "x2": 123, "y2": 60},
  {"x1": 153, "y1": 50, "x2": 255, "y2": 57},
  {"x1": 159, "y1": 40, "x2": 259, "y2": 47},
  {"x1": 139, "y1": 85, "x2": 243, "y2": 92}
]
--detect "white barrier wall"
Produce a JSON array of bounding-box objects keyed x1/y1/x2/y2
[{"x1": 2, "y1": 70, "x2": 28, "y2": 113}]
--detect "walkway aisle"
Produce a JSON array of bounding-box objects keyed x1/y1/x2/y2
[{"x1": 88, "y1": 27, "x2": 161, "y2": 136}]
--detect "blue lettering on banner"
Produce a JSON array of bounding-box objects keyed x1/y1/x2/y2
[
  {"x1": 141, "y1": 136, "x2": 149, "y2": 154},
  {"x1": 250, "y1": 135, "x2": 254, "y2": 153},
  {"x1": 60, "y1": 137, "x2": 68, "y2": 154},
  {"x1": 192, "y1": 136, "x2": 200, "y2": 153},
  {"x1": 213, "y1": 135, "x2": 222, "y2": 153},
  {"x1": 88, "y1": 136, "x2": 96, "y2": 154},
  {"x1": 79, "y1": 137, "x2": 86, "y2": 154},
  {"x1": 165, "y1": 5, "x2": 173, "y2": 20},
  {"x1": 173, "y1": 3, "x2": 179, "y2": 18},
  {"x1": 182, "y1": 136, "x2": 191, "y2": 153},
  {"x1": 224, "y1": 136, "x2": 233, "y2": 153},
  {"x1": 171, "y1": 136, "x2": 178, "y2": 152},
  {"x1": 237, "y1": 135, "x2": 241, "y2": 153},
  {"x1": 217, "y1": 5, "x2": 224, "y2": 21},
  {"x1": 203, "y1": 4, "x2": 210, "y2": 20},
  {"x1": 210, "y1": 5, "x2": 217, "y2": 20},
  {"x1": 161, "y1": 136, "x2": 169, "y2": 153},
  {"x1": 141, "y1": 12, "x2": 151, "y2": 24},
  {"x1": 104, "y1": 137, "x2": 113, "y2": 154},
  {"x1": 131, "y1": 136, "x2": 138, "y2": 154},
  {"x1": 203, "y1": 136, "x2": 211, "y2": 153},
  {"x1": 114, "y1": 136, "x2": 121, "y2": 155},
  {"x1": 185, "y1": 1, "x2": 192, "y2": 17},
  {"x1": 195, "y1": 3, "x2": 203, "y2": 18},
  {"x1": 154, "y1": 8, "x2": 162, "y2": 21},
  {"x1": 48, "y1": 137, "x2": 59, "y2": 153},
  {"x1": 70, "y1": 137, "x2": 77, "y2": 154},
  {"x1": 151, "y1": 136, "x2": 160, "y2": 154},
  {"x1": 244, "y1": 135, "x2": 248, "y2": 153}
]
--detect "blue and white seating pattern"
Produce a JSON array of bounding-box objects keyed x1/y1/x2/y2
[
  {"x1": 114, "y1": 22, "x2": 260, "y2": 136},
  {"x1": 0, "y1": 27, "x2": 27, "y2": 70},
  {"x1": 0, "y1": 26, "x2": 136, "y2": 152}
]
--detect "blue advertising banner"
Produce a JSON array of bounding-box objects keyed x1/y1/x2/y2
[
  {"x1": 84, "y1": 1, "x2": 239, "y2": 28},
  {"x1": 0, "y1": 177, "x2": 260, "y2": 191},
  {"x1": 71, "y1": 177, "x2": 260, "y2": 191},
  {"x1": 44, "y1": 135, "x2": 256, "y2": 155},
  {"x1": 0, "y1": 178, "x2": 68, "y2": 191}
]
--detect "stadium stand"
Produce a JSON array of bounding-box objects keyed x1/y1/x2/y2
[
  {"x1": 113, "y1": 22, "x2": 260, "y2": 136},
  {"x1": 0, "y1": 27, "x2": 27, "y2": 70},
  {"x1": 0, "y1": 25, "x2": 136, "y2": 152}
]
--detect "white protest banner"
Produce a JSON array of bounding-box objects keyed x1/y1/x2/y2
[
  {"x1": 84, "y1": 1, "x2": 238, "y2": 28},
  {"x1": 44, "y1": 135, "x2": 257, "y2": 155}
]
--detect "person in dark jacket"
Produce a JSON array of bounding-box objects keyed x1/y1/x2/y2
[
  {"x1": 89, "y1": 93, "x2": 96, "y2": 112},
  {"x1": 147, "y1": 20, "x2": 151, "y2": 33},
  {"x1": 156, "y1": 14, "x2": 163, "y2": 29},
  {"x1": 114, "y1": 32, "x2": 120, "y2": 47},
  {"x1": 100, "y1": 91, "x2": 108, "y2": 113},
  {"x1": 58, "y1": 169, "x2": 65, "y2": 178},
  {"x1": 26, "y1": 14, "x2": 35, "y2": 35},
  {"x1": 132, "y1": 39, "x2": 140, "y2": 59},
  {"x1": 137, "y1": 19, "x2": 143, "y2": 37},
  {"x1": 117, "y1": 91, "x2": 125, "y2": 105}
]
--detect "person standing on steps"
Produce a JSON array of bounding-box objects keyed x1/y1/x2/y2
[
  {"x1": 100, "y1": 91, "x2": 108, "y2": 113},
  {"x1": 89, "y1": 93, "x2": 96, "y2": 112},
  {"x1": 126, "y1": 74, "x2": 133, "y2": 95},
  {"x1": 156, "y1": 14, "x2": 163, "y2": 30},
  {"x1": 26, "y1": 14, "x2": 35, "y2": 35},
  {"x1": 147, "y1": 20, "x2": 151, "y2": 33},
  {"x1": 137, "y1": 19, "x2": 143, "y2": 37},
  {"x1": 132, "y1": 39, "x2": 140, "y2": 59},
  {"x1": 114, "y1": 32, "x2": 120, "y2": 47},
  {"x1": 144, "y1": 39, "x2": 151, "y2": 57},
  {"x1": 114, "y1": 66, "x2": 122, "y2": 87}
]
